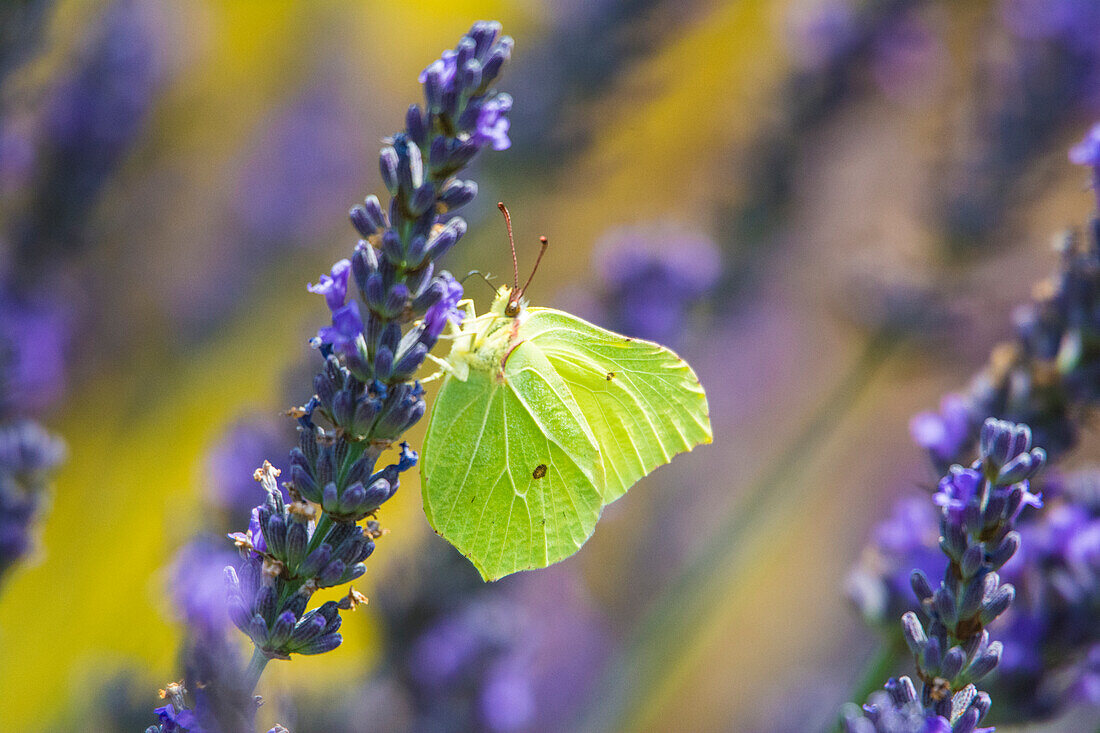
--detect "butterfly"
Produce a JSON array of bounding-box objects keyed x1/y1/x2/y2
[{"x1": 420, "y1": 204, "x2": 712, "y2": 580}]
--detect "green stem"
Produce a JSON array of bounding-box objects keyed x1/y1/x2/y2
[
  {"x1": 243, "y1": 646, "x2": 270, "y2": 697},
  {"x1": 575, "y1": 329, "x2": 901, "y2": 733}
]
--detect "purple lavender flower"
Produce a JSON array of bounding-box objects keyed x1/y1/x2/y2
[
  {"x1": 157, "y1": 21, "x2": 516, "y2": 731},
  {"x1": 307, "y1": 259, "x2": 352, "y2": 312},
  {"x1": 932, "y1": 465, "x2": 983, "y2": 515},
  {"x1": 0, "y1": 294, "x2": 72, "y2": 415},
  {"x1": 592, "y1": 224, "x2": 720, "y2": 343},
  {"x1": 911, "y1": 394, "x2": 973, "y2": 467},
  {"x1": 847, "y1": 496, "x2": 944, "y2": 625},
  {"x1": 845, "y1": 419, "x2": 1041, "y2": 731},
  {"x1": 423, "y1": 272, "x2": 465, "y2": 340},
  {"x1": 1071, "y1": 122, "x2": 1100, "y2": 209},
  {"x1": 1070, "y1": 123, "x2": 1100, "y2": 168},
  {"x1": 314, "y1": 301, "x2": 364, "y2": 359},
  {"x1": 234, "y1": 87, "x2": 364, "y2": 245},
  {"x1": 0, "y1": 419, "x2": 65, "y2": 585},
  {"x1": 168, "y1": 539, "x2": 239, "y2": 635},
  {"x1": 15, "y1": 0, "x2": 167, "y2": 264},
  {"x1": 471, "y1": 93, "x2": 513, "y2": 151},
  {"x1": 205, "y1": 416, "x2": 290, "y2": 519}
]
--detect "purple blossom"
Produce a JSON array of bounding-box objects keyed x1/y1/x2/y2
[
  {"x1": 168, "y1": 539, "x2": 238, "y2": 634},
  {"x1": 315, "y1": 301, "x2": 364, "y2": 357},
  {"x1": 847, "y1": 496, "x2": 944, "y2": 624},
  {"x1": 418, "y1": 50, "x2": 459, "y2": 89},
  {"x1": 153, "y1": 703, "x2": 199, "y2": 733},
  {"x1": 932, "y1": 465, "x2": 982, "y2": 514},
  {"x1": 910, "y1": 394, "x2": 972, "y2": 464},
  {"x1": 205, "y1": 417, "x2": 290, "y2": 518},
  {"x1": 0, "y1": 295, "x2": 72, "y2": 414},
  {"x1": 307, "y1": 258, "x2": 351, "y2": 311},
  {"x1": 1070, "y1": 123, "x2": 1100, "y2": 168},
  {"x1": 246, "y1": 507, "x2": 266, "y2": 556},
  {"x1": 472, "y1": 94, "x2": 513, "y2": 151},
  {"x1": 481, "y1": 658, "x2": 536, "y2": 732},
  {"x1": 423, "y1": 273, "x2": 464, "y2": 340},
  {"x1": 593, "y1": 225, "x2": 720, "y2": 343}
]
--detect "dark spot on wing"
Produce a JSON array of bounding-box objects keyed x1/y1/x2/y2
[
  {"x1": 532, "y1": 464, "x2": 548, "y2": 479},
  {"x1": 606, "y1": 371, "x2": 615, "y2": 381}
]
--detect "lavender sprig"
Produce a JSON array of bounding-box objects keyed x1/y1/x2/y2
[
  {"x1": 149, "y1": 22, "x2": 514, "y2": 732},
  {"x1": 842, "y1": 418, "x2": 1044, "y2": 732},
  {"x1": 913, "y1": 128, "x2": 1100, "y2": 468}
]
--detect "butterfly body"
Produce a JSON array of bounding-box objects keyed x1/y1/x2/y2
[{"x1": 421, "y1": 285, "x2": 711, "y2": 580}]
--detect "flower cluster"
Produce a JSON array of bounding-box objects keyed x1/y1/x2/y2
[
  {"x1": 0, "y1": 418, "x2": 65, "y2": 586},
  {"x1": 590, "y1": 225, "x2": 720, "y2": 344},
  {"x1": 913, "y1": 135, "x2": 1100, "y2": 468},
  {"x1": 4, "y1": 0, "x2": 166, "y2": 267},
  {"x1": 842, "y1": 418, "x2": 1044, "y2": 732},
  {"x1": 849, "y1": 127, "x2": 1100, "y2": 724},
  {"x1": 940, "y1": 0, "x2": 1100, "y2": 244},
  {"x1": 148, "y1": 22, "x2": 514, "y2": 732}
]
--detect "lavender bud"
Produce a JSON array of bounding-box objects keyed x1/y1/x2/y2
[
  {"x1": 439, "y1": 179, "x2": 478, "y2": 211},
  {"x1": 379, "y1": 146, "x2": 400, "y2": 195},
  {"x1": 318, "y1": 559, "x2": 346, "y2": 587},
  {"x1": 405, "y1": 104, "x2": 427, "y2": 146},
  {"x1": 422, "y1": 61, "x2": 445, "y2": 111},
  {"x1": 960, "y1": 545, "x2": 984, "y2": 579},
  {"x1": 322, "y1": 482, "x2": 338, "y2": 510},
  {"x1": 290, "y1": 464, "x2": 319, "y2": 503},
  {"x1": 957, "y1": 573, "x2": 987, "y2": 621},
  {"x1": 409, "y1": 182, "x2": 436, "y2": 216},
  {"x1": 269, "y1": 611, "x2": 297, "y2": 649},
  {"x1": 934, "y1": 586, "x2": 958, "y2": 627},
  {"x1": 460, "y1": 59, "x2": 482, "y2": 94},
  {"x1": 295, "y1": 633, "x2": 342, "y2": 656},
  {"x1": 901, "y1": 612, "x2": 927, "y2": 656},
  {"x1": 966, "y1": 642, "x2": 1002, "y2": 681},
  {"x1": 922, "y1": 636, "x2": 941, "y2": 671},
  {"x1": 942, "y1": 646, "x2": 966, "y2": 680},
  {"x1": 298, "y1": 544, "x2": 331, "y2": 579},
  {"x1": 988, "y1": 531, "x2": 1020, "y2": 568},
  {"x1": 455, "y1": 37, "x2": 476, "y2": 71},
  {"x1": 364, "y1": 273, "x2": 386, "y2": 310},
  {"x1": 350, "y1": 206, "x2": 376, "y2": 238},
  {"x1": 997, "y1": 447, "x2": 1046, "y2": 485},
  {"x1": 429, "y1": 135, "x2": 448, "y2": 170},
  {"x1": 910, "y1": 570, "x2": 935, "y2": 603},
  {"x1": 263, "y1": 514, "x2": 287, "y2": 559},
  {"x1": 285, "y1": 520, "x2": 308, "y2": 570},
  {"x1": 953, "y1": 708, "x2": 979, "y2": 733},
  {"x1": 381, "y1": 230, "x2": 404, "y2": 266},
  {"x1": 979, "y1": 584, "x2": 1014, "y2": 626}
]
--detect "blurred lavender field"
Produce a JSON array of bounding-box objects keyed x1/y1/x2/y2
[{"x1": 1, "y1": 1, "x2": 1099, "y2": 731}]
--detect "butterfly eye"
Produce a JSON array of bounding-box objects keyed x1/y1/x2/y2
[{"x1": 504, "y1": 300, "x2": 521, "y2": 317}]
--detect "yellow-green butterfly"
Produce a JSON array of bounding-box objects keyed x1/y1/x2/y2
[{"x1": 421, "y1": 204, "x2": 712, "y2": 580}]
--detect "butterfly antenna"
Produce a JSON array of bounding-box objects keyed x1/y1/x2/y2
[
  {"x1": 498, "y1": 202, "x2": 520, "y2": 292},
  {"x1": 461, "y1": 269, "x2": 498, "y2": 295},
  {"x1": 520, "y1": 236, "x2": 549, "y2": 295}
]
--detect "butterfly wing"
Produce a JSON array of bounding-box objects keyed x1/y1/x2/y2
[
  {"x1": 524, "y1": 308, "x2": 712, "y2": 502},
  {"x1": 421, "y1": 344, "x2": 604, "y2": 581}
]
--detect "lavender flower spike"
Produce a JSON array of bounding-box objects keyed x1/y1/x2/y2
[
  {"x1": 1070, "y1": 122, "x2": 1100, "y2": 209},
  {"x1": 151, "y1": 21, "x2": 515, "y2": 731},
  {"x1": 843, "y1": 418, "x2": 1043, "y2": 732}
]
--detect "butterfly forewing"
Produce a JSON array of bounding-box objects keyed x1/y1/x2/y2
[{"x1": 526, "y1": 308, "x2": 713, "y2": 501}]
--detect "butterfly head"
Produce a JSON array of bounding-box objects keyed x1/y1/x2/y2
[{"x1": 491, "y1": 285, "x2": 527, "y2": 319}]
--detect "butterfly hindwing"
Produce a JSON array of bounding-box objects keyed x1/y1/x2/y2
[{"x1": 422, "y1": 343, "x2": 604, "y2": 580}]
